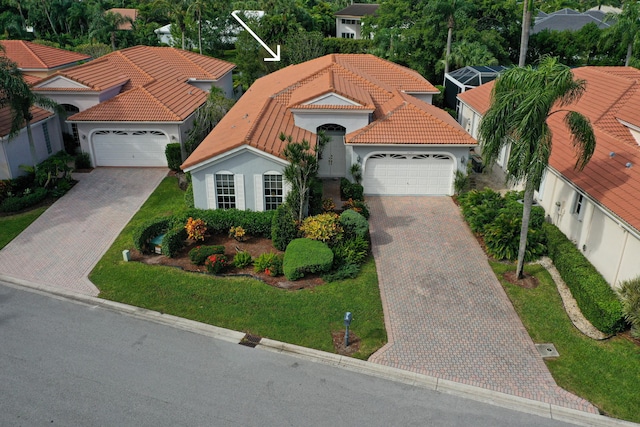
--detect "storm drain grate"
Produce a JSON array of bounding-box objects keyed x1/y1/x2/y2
[
  {"x1": 535, "y1": 343, "x2": 559, "y2": 358},
  {"x1": 239, "y1": 333, "x2": 262, "y2": 348}
]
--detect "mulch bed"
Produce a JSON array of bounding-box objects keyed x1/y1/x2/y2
[
  {"x1": 331, "y1": 330, "x2": 361, "y2": 356},
  {"x1": 131, "y1": 234, "x2": 326, "y2": 290},
  {"x1": 503, "y1": 270, "x2": 540, "y2": 289}
]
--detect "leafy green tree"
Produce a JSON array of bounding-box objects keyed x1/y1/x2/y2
[
  {"x1": 282, "y1": 134, "x2": 318, "y2": 222},
  {"x1": 153, "y1": 0, "x2": 191, "y2": 50},
  {"x1": 478, "y1": 57, "x2": 595, "y2": 279},
  {"x1": 604, "y1": 0, "x2": 640, "y2": 66},
  {"x1": 0, "y1": 54, "x2": 60, "y2": 172},
  {"x1": 185, "y1": 87, "x2": 235, "y2": 156},
  {"x1": 281, "y1": 29, "x2": 325, "y2": 67},
  {"x1": 439, "y1": 40, "x2": 498, "y2": 72}
]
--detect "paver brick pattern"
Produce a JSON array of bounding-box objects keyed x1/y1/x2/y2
[
  {"x1": 367, "y1": 196, "x2": 597, "y2": 413},
  {"x1": 0, "y1": 168, "x2": 167, "y2": 296}
]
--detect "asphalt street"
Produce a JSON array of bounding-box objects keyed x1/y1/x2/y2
[{"x1": 0, "y1": 281, "x2": 577, "y2": 427}]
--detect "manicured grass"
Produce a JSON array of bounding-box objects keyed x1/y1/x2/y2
[
  {"x1": 0, "y1": 206, "x2": 47, "y2": 249},
  {"x1": 91, "y1": 176, "x2": 387, "y2": 359},
  {"x1": 491, "y1": 261, "x2": 640, "y2": 423}
]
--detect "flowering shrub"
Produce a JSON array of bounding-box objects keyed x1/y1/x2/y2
[
  {"x1": 188, "y1": 245, "x2": 225, "y2": 265},
  {"x1": 185, "y1": 217, "x2": 207, "y2": 241},
  {"x1": 205, "y1": 254, "x2": 228, "y2": 274},
  {"x1": 322, "y1": 198, "x2": 336, "y2": 212},
  {"x1": 228, "y1": 225, "x2": 246, "y2": 241},
  {"x1": 299, "y1": 212, "x2": 343, "y2": 244},
  {"x1": 254, "y1": 252, "x2": 284, "y2": 276}
]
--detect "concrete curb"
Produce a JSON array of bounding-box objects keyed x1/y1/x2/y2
[{"x1": 2, "y1": 276, "x2": 637, "y2": 427}]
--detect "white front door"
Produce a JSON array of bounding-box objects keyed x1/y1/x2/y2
[
  {"x1": 92, "y1": 130, "x2": 169, "y2": 167},
  {"x1": 363, "y1": 153, "x2": 454, "y2": 195},
  {"x1": 318, "y1": 130, "x2": 346, "y2": 178}
]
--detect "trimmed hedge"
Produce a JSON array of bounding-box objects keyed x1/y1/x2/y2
[
  {"x1": 0, "y1": 187, "x2": 48, "y2": 213},
  {"x1": 283, "y1": 238, "x2": 333, "y2": 281},
  {"x1": 184, "y1": 182, "x2": 194, "y2": 208},
  {"x1": 339, "y1": 209, "x2": 369, "y2": 239},
  {"x1": 544, "y1": 222, "x2": 625, "y2": 334},
  {"x1": 189, "y1": 245, "x2": 225, "y2": 265},
  {"x1": 175, "y1": 208, "x2": 275, "y2": 237},
  {"x1": 161, "y1": 226, "x2": 187, "y2": 258},
  {"x1": 165, "y1": 143, "x2": 182, "y2": 172},
  {"x1": 132, "y1": 217, "x2": 171, "y2": 253}
]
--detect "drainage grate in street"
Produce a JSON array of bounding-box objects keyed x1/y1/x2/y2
[
  {"x1": 239, "y1": 333, "x2": 262, "y2": 348},
  {"x1": 535, "y1": 343, "x2": 559, "y2": 358}
]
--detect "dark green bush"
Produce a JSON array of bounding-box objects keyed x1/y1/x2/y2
[
  {"x1": 323, "y1": 37, "x2": 371, "y2": 54},
  {"x1": 308, "y1": 178, "x2": 324, "y2": 216},
  {"x1": 188, "y1": 245, "x2": 225, "y2": 265},
  {"x1": 233, "y1": 251, "x2": 253, "y2": 268},
  {"x1": 75, "y1": 152, "x2": 92, "y2": 169},
  {"x1": 51, "y1": 179, "x2": 73, "y2": 198},
  {"x1": 339, "y1": 209, "x2": 369, "y2": 239},
  {"x1": 544, "y1": 223, "x2": 625, "y2": 334},
  {"x1": 0, "y1": 187, "x2": 48, "y2": 213},
  {"x1": 271, "y1": 204, "x2": 298, "y2": 250},
  {"x1": 283, "y1": 238, "x2": 334, "y2": 281},
  {"x1": 184, "y1": 182, "x2": 194, "y2": 208},
  {"x1": 331, "y1": 236, "x2": 369, "y2": 269},
  {"x1": 132, "y1": 217, "x2": 171, "y2": 253},
  {"x1": 340, "y1": 179, "x2": 364, "y2": 201},
  {"x1": 161, "y1": 226, "x2": 187, "y2": 258},
  {"x1": 458, "y1": 188, "x2": 504, "y2": 233},
  {"x1": 342, "y1": 198, "x2": 370, "y2": 219},
  {"x1": 617, "y1": 276, "x2": 640, "y2": 338},
  {"x1": 322, "y1": 264, "x2": 361, "y2": 282},
  {"x1": 35, "y1": 151, "x2": 73, "y2": 188},
  {"x1": 204, "y1": 253, "x2": 228, "y2": 274},
  {"x1": 165, "y1": 143, "x2": 182, "y2": 172}
]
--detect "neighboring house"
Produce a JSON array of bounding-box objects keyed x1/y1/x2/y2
[
  {"x1": 182, "y1": 54, "x2": 475, "y2": 212},
  {"x1": 533, "y1": 8, "x2": 612, "y2": 34},
  {"x1": 335, "y1": 4, "x2": 379, "y2": 39},
  {"x1": 154, "y1": 24, "x2": 174, "y2": 46},
  {"x1": 443, "y1": 65, "x2": 506, "y2": 112},
  {"x1": 0, "y1": 106, "x2": 63, "y2": 180},
  {"x1": 33, "y1": 46, "x2": 235, "y2": 167},
  {"x1": 457, "y1": 67, "x2": 640, "y2": 287},
  {"x1": 106, "y1": 8, "x2": 138, "y2": 30},
  {"x1": 0, "y1": 40, "x2": 90, "y2": 81},
  {"x1": 0, "y1": 40, "x2": 88, "y2": 178}
]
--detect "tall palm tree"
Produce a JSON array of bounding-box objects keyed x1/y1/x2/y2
[
  {"x1": 605, "y1": 1, "x2": 640, "y2": 66},
  {"x1": 518, "y1": 0, "x2": 533, "y2": 66},
  {"x1": 0, "y1": 55, "x2": 60, "y2": 172},
  {"x1": 187, "y1": 0, "x2": 206, "y2": 54},
  {"x1": 154, "y1": 0, "x2": 191, "y2": 50},
  {"x1": 478, "y1": 57, "x2": 596, "y2": 279}
]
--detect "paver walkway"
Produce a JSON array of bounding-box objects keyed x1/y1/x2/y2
[
  {"x1": 367, "y1": 196, "x2": 598, "y2": 413},
  {"x1": 0, "y1": 168, "x2": 167, "y2": 296}
]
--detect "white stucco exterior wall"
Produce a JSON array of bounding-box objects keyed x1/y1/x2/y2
[{"x1": 336, "y1": 16, "x2": 362, "y2": 39}]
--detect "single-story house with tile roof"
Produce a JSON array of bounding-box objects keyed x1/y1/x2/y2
[
  {"x1": 0, "y1": 40, "x2": 91, "y2": 81},
  {"x1": 457, "y1": 66, "x2": 640, "y2": 287},
  {"x1": 181, "y1": 54, "x2": 476, "y2": 211},
  {"x1": 335, "y1": 4, "x2": 379, "y2": 39},
  {"x1": 33, "y1": 45, "x2": 235, "y2": 167},
  {"x1": 0, "y1": 106, "x2": 63, "y2": 180}
]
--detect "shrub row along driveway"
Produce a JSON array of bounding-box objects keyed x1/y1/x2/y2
[
  {"x1": 366, "y1": 196, "x2": 598, "y2": 413},
  {"x1": 0, "y1": 168, "x2": 167, "y2": 296}
]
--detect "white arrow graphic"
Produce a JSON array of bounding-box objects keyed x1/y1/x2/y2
[{"x1": 231, "y1": 10, "x2": 281, "y2": 62}]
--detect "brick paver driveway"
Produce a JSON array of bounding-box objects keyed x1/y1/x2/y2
[
  {"x1": 367, "y1": 196, "x2": 597, "y2": 413},
  {"x1": 0, "y1": 168, "x2": 167, "y2": 296}
]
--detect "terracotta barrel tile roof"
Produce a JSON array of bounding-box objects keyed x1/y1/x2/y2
[
  {"x1": 182, "y1": 54, "x2": 474, "y2": 170},
  {"x1": 459, "y1": 65, "x2": 640, "y2": 233},
  {"x1": 0, "y1": 106, "x2": 52, "y2": 138},
  {"x1": 0, "y1": 40, "x2": 90, "y2": 70}
]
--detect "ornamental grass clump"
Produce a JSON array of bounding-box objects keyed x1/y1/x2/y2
[
  {"x1": 205, "y1": 254, "x2": 228, "y2": 274},
  {"x1": 233, "y1": 250, "x2": 253, "y2": 269},
  {"x1": 617, "y1": 276, "x2": 640, "y2": 338},
  {"x1": 185, "y1": 217, "x2": 207, "y2": 241}
]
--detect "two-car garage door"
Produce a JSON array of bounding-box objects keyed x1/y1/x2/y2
[
  {"x1": 92, "y1": 130, "x2": 169, "y2": 167},
  {"x1": 363, "y1": 153, "x2": 454, "y2": 195}
]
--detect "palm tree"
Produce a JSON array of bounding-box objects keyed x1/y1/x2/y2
[
  {"x1": 478, "y1": 57, "x2": 596, "y2": 279},
  {"x1": 447, "y1": 40, "x2": 498, "y2": 70},
  {"x1": 154, "y1": 0, "x2": 191, "y2": 50},
  {"x1": 187, "y1": 0, "x2": 206, "y2": 54},
  {"x1": 518, "y1": 0, "x2": 533, "y2": 67},
  {"x1": 605, "y1": 1, "x2": 640, "y2": 66},
  {"x1": 0, "y1": 55, "x2": 60, "y2": 172}
]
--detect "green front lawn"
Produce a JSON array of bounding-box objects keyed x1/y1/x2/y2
[
  {"x1": 90, "y1": 177, "x2": 387, "y2": 359},
  {"x1": 492, "y1": 262, "x2": 640, "y2": 423},
  {"x1": 0, "y1": 206, "x2": 47, "y2": 249}
]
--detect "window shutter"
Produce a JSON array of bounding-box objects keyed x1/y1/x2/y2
[
  {"x1": 254, "y1": 174, "x2": 264, "y2": 211},
  {"x1": 235, "y1": 174, "x2": 245, "y2": 210},
  {"x1": 283, "y1": 179, "x2": 292, "y2": 200},
  {"x1": 205, "y1": 174, "x2": 215, "y2": 209}
]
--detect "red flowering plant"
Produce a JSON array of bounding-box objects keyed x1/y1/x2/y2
[{"x1": 204, "y1": 254, "x2": 228, "y2": 274}]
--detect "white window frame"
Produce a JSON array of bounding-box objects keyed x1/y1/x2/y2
[
  {"x1": 215, "y1": 172, "x2": 236, "y2": 209},
  {"x1": 572, "y1": 192, "x2": 585, "y2": 221},
  {"x1": 263, "y1": 173, "x2": 284, "y2": 211}
]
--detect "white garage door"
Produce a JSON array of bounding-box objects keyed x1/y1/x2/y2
[
  {"x1": 92, "y1": 130, "x2": 169, "y2": 167},
  {"x1": 363, "y1": 153, "x2": 454, "y2": 195}
]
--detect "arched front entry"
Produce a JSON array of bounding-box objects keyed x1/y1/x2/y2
[
  {"x1": 317, "y1": 124, "x2": 346, "y2": 178},
  {"x1": 363, "y1": 153, "x2": 455, "y2": 195}
]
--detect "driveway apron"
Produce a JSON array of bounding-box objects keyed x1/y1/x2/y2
[
  {"x1": 0, "y1": 168, "x2": 167, "y2": 296},
  {"x1": 367, "y1": 196, "x2": 598, "y2": 413}
]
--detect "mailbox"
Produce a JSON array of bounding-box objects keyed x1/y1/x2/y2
[{"x1": 344, "y1": 312, "x2": 352, "y2": 327}]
